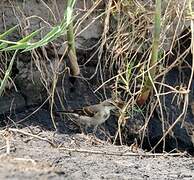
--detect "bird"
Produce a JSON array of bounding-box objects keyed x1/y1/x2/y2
[{"x1": 57, "y1": 98, "x2": 124, "y2": 133}]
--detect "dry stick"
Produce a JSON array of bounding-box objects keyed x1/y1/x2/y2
[
  {"x1": 94, "y1": 71, "x2": 126, "y2": 93},
  {"x1": 74, "y1": 0, "x2": 103, "y2": 35},
  {"x1": 75, "y1": 3, "x2": 113, "y2": 80},
  {"x1": 4, "y1": 131, "x2": 11, "y2": 155},
  {"x1": 179, "y1": 3, "x2": 194, "y2": 125},
  {"x1": 154, "y1": 82, "x2": 189, "y2": 95},
  {"x1": 140, "y1": 75, "x2": 188, "y2": 149},
  {"x1": 155, "y1": 48, "x2": 191, "y2": 79},
  {"x1": 113, "y1": 100, "x2": 131, "y2": 145},
  {"x1": 76, "y1": 13, "x2": 105, "y2": 41},
  {"x1": 12, "y1": 157, "x2": 36, "y2": 164},
  {"x1": 50, "y1": 77, "x2": 58, "y2": 130},
  {"x1": 135, "y1": 45, "x2": 188, "y2": 83},
  {"x1": 5, "y1": 128, "x2": 56, "y2": 147},
  {"x1": 5, "y1": 137, "x2": 10, "y2": 155},
  {"x1": 39, "y1": 0, "x2": 57, "y2": 23},
  {"x1": 0, "y1": 153, "x2": 37, "y2": 164},
  {"x1": 0, "y1": 128, "x2": 13, "y2": 155},
  {"x1": 147, "y1": 56, "x2": 166, "y2": 152},
  {"x1": 98, "y1": 0, "x2": 112, "y2": 98},
  {"x1": 140, "y1": 100, "x2": 158, "y2": 148},
  {"x1": 59, "y1": 147, "x2": 187, "y2": 157},
  {"x1": 150, "y1": 92, "x2": 189, "y2": 153},
  {"x1": 168, "y1": 0, "x2": 187, "y2": 53}
]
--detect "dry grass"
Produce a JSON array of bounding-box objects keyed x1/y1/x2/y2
[
  {"x1": 92, "y1": 0, "x2": 191, "y2": 151},
  {"x1": 0, "y1": 0, "x2": 193, "y2": 152}
]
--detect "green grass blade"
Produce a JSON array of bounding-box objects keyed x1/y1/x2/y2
[
  {"x1": 2, "y1": 28, "x2": 42, "y2": 51},
  {"x1": 22, "y1": 26, "x2": 62, "y2": 52},
  {"x1": 0, "y1": 50, "x2": 18, "y2": 96},
  {"x1": 2, "y1": 43, "x2": 29, "y2": 51},
  {"x1": 0, "y1": 25, "x2": 18, "y2": 39},
  {"x1": 0, "y1": 43, "x2": 8, "y2": 49},
  {"x1": 18, "y1": 28, "x2": 43, "y2": 43}
]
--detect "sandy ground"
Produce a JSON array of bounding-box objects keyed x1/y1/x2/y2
[{"x1": 0, "y1": 124, "x2": 193, "y2": 180}]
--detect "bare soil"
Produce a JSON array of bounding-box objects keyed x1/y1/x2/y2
[{"x1": 0, "y1": 109, "x2": 194, "y2": 180}]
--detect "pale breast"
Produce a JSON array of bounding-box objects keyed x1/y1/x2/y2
[{"x1": 96, "y1": 110, "x2": 111, "y2": 125}]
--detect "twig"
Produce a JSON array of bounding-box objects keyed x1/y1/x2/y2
[
  {"x1": 1, "y1": 128, "x2": 56, "y2": 147},
  {"x1": 59, "y1": 147, "x2": 187, "y2": 157}
]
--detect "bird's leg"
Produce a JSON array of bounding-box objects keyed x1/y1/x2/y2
[
  {"x1": 81, "y1": 125, "x2": 94, "y2": 135},
  {"x1": 84, "y1": 126, "x2": 89, "y2": 134},
  {"x1": 93, "y1": 125, "x2": 98, "y2": 134},
  {"x1": 77, "y1": 124, "x2": 86, "y2": 135}
]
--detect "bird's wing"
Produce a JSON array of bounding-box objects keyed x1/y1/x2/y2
[
  {"x1": 82, "y1": 105, "x2": 99, "y2": 117},
  {"x1": 56, "y1": 104, "x2": 100, "y2": 117}
]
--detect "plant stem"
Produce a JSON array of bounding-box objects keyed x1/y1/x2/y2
[{"x1": 137, "y1": 0, "x2": 161, "y2": 105}]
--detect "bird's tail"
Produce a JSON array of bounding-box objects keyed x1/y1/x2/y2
[{"x1": 55, "y1": 110, "x2": 75, "y2": 114}]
